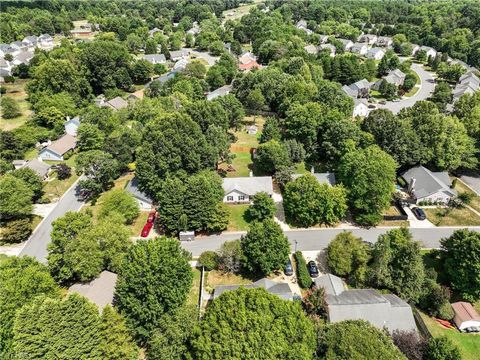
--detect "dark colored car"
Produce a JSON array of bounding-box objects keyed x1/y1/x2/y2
[
  {"x1": 147, "y1": 211, "x2": 156, "y2": 223},
  {"x1": 141, "y1": 222, "x2": 153, "y2": 237},
  {"x1": 284, "y1": 260, "x2": 293, "y2": 276},
  {"x1": 412, "y1": 207, "x2": 426, "y2": 220},
  {"x1": 307, "y1": 261, "x2": 319, "y2": 278}
]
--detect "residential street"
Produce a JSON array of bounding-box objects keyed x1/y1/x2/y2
[
  {"x1": 181, "y1": 227, "x2": 480, "y2": 256},
  {"x1": 377, "y1": 63, "x2": 435, "y2": 114},
  {"x1": 20, "y1": 176, "x2": 86, "y2": 263}
]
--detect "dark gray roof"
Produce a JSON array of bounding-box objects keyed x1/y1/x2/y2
[
  {"x1": 214, "y1": 278, "x2": 295, "y2": 300},
  {"x1": 24, "y1": 159, "x2": 51, "y2": 178},
  {"x1": 328, "y1": 289, "x2": 388, "y2": 305},
  {"x1": 401, "y1": 165, "x2": 457, "y2": 199},
  {"x1": 125, "y1": 177, "x2": 153, "y2": 204},
  {"x1": 106, "y1": 96, "x2": 128, "y2": 110},
  {"x1": 292, "y1": 172, "x2": 336, "y2": 186},
  {"x1": 68, "y1": 271, "x2": 117, "y2": 309},
  {"x1": 314, "y1": 274, "x2": 345, "y2": 295}
]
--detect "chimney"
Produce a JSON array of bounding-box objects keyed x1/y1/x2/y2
[
  {"x1": 66, "y1": 115, "x2": 71, "y2": 122},
  {"x1": 249, "y1": 170, "x2": 253, "y2": 177},
  {"x1": 408, "y1": 178, "x2": 416, "y2": 193},
  {"x1": 310, "y1": 166, "x2": 315, "y2": 174}
]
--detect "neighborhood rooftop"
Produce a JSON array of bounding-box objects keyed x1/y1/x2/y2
[
  {"x1": 214, "y1": 278, "x2": 296, "y2": 301},
  {"x1": 222, "y1": 176, "x2": 273, "y2": 196},
  {"x1": 401, "y1": 165, "x2": 457, "y2": 200}
]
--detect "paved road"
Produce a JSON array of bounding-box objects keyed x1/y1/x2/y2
[
  {"x1": 181, "y1": 227, "x2": 480, "y2": 256},
  {"x1": 377, "y1": 63, "x2": 435, "y2": 114},
  {"x1": 20, "y1": 176, "x2": 85, "y2": 263},
  {"x1": 183, "y1": 48, "x2": 219, "y2": 66},
  {"x1": 460, "y1": 174, "x2": 480, "y2": 195}
]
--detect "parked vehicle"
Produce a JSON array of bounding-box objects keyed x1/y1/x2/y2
[
  {"x1": 412, "y1": 207, "x2": 426, "y2": 220},
  {"x1": 307, "y1": 261, "x2": 319, "y2": 278},
  {"x1": 368, "y1": 104, "x2": 376, "y2": 109},
  {"x1": 141, "y1": 222, "x2": 153, "y2": 237},
  {"x1": 284, "y1": 260, "x2": 293, "y2": 276},
  {"x1": 379, "y1": 100, "x2": 387, "y2": 105},
  {"x1": 147, "y1": 211, "x2": 156, "y2": 223}
]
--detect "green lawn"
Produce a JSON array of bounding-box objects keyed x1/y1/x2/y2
[
  {"x1": 419, "y1": 311, "x2": 480, "y2": 360},
  {"x1": 424, "y1": 207, "x2": 480, "y2": 226},
  {"x1": 453, "y1": 180, "x2": 480, "y2": 213},
  {"x1": 42, "y1": 173, "x2": 79, "y2": 202},
  {"x1": 0, "y1": 254, "x2": 9, "y2": 264},
  {"x1": 0, "y1": 79, "x2": 32, "y2": 131},
  {"x1": 404, "y1": 71, "x2": 421, "y2": 97},
  {"x1": 204, "y1": 270, "x2": 252, "y2": 293},
  {"x1": 226, "y1": 204, "x2": 251, "y2": 231},
  {"x1": 130, "y1": 211, "x2": 149, "y2": 237},
  {"x1": 186, "y1": 268, "x2": 202, "y2": 306}
]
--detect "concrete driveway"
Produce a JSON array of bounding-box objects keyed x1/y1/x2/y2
[
  {"x1": 376, "y1": 63, "x2": 435, "y2": 114},
  {"x1": 184, "y1": 48, "x2": 219, "y2": 66}
]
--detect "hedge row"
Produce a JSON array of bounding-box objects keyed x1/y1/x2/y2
[{"x1": 294, "y1": 251, "x2": 312, "y2": 289}]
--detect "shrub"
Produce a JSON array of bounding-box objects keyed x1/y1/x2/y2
[
  {"x1": 218, "y1": 240, "x2": 242, "y2": 273},
  {"x1": 392, "y1": 330, "x2": 427, "y2": 360},
  {"x1": 99, "y1": 189, "x2": 140, "y2": 225},
  {"x1": 247, "y1": 191, "x2": 276, "y2": 221},
  {"x1": 0, "y1": 86, "x2": 6, "y2": 94},
  {"x1": 303, "y1": 287, "x2": 327, "y2": 319},
  {"x1": 1, "y1": 97, "x2": 21, "y2": 119},
  {"x1": 56, "y1": 164, "x2": 71, "y2": 180},
  {"x1": 198, "y1": 251, "x2": 219, "y2": 271},
  {"x1": 437, "y1": 303, "x2": 454, "y2": 321},
  {"x1": 294, "y1": 251, "x2": 312, "y2": 289},
  {"x1": 0, "y1": 218, "x2": 32, "y2": 244}
]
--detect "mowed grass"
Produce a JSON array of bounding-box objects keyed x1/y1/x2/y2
[
  {"x1": 43, "y1": 173, "x2": 79, "y2": 202},
  {"x1": 453, "y1": 179, "x2": 480, "y2": 213},
  {"x1": 424, "y1": 207, "x2": 480, "y2": 226},
  {"x1": 205, "y1": 270, "x2": 251, "y2": 293},
  {"x1": 419, "y1": 311, "x2": 480, "y2": 360},
  {"x1": 0, "y1": 79, "x2": 32, "y2": 131},
  {"x1": 130, "y1": 211, "x2": 149, "y2": 237},
  {"x1": 186, "y1": 268, "x2": 202, "y2": 306},
  {"x1": 404, "y1": 70, "x2": 421, "y2": 98},
  {"x1": 226, "y1": 204, "x2": 250, "y2": 231}
]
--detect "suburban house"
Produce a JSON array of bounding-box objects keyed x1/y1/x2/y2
[
  {"x1": 186, "y1": 22, "x2": 200, "y2": 36},
  {"x1": 304, "y1": 44, "x2": 319, "y2": 55},
  {"x1": 451, "y1": 302, "x2": 480, "y2": 333},
  {"x1": 68, "y1": 271, "x2": 118, "y2": 309},
  {"x1": 22, "y1": 35, "x2": 38, "y2": 49},
  {"x1": 0, "y1": 58, "x2": 13, "y2": 77},
  {"x1": 64, "y1": 116, "x2": 81, "y2": 136},
  {"x1": 239, "y1": 59, "x2": 261, "y2": 72},
  {"x1": 342, "y1": 79, "x2": 371, "y2": 98},
  {"x1": 296, "y1": 20, "x2": 313, "y2": 35},
  {"x1": 453, "y1": 71, "x2": 480, "y2": 102},
  {"x1": 376, "y1": 36, "x2": 393, "y2": 47},
  {"x1": 453, "y1": 83, "x2": 477, "y2": 102},
  {"x1": 352, "y1": 98, "x2": 370, "y2": 117},
  {"x1": 358, "y1": 34, "x2": 378, "y2": 45},
  {"x1": 148, "y1": 27, "x2": 162, "y2": 37},
  {"x1": 366, "y1": 47, "x2": 385, "y2": 60},
  {"x1": 98, "y1": 96, "x2": 129, "y2": 111},
  {"x1": 23, "y1": 159, "x2": 52, "y2": 180},
  {"x1": 319, "y1": 44, "x2": 336, "y2": 57},
  {"x1": 173, "y1": 58, "x2": 189, "y2": 71},
  {"x1": 315, "y1": 274, "x2": 417, "y2": 333},
  {"x1": 12, "y1": 51, "x2": 34, "y2": 66},
  {"x1": 239, "y1": 51, "x2": 256, "y2": 64},
  {"x1": 350, "y1": 43, "x2": 368, "y2": 56},
  {"x1": 338, "y1": 38, "x2": 353, "y2": 51},
  {"x1": 420, "y1": 46, "x2": 437, "y2": 60},
  {"x1": 38, "y1": 34, "x2": 54, "y2": 50},
  {"x1": 144, "y1": 54, "x2": 166, "y2": 64},
  {"x1": 401, "y1": 165, "x2": 457, "y2": 204},
  {"x1": 0, "y1": 44, "x2": 17, "y2": 57},
  {"x1": 318, "y1": 35, "x2": 329, "y2": 44},
  {"x1": 292, "y1": 170, "x2": 336, "y2": 186},
  {"x1": 170, "y1": 49, "x2": 189, "y2": 61},
  {"x1": 214, "y1": 278, "x2": 296, "y2": 301},
  {"x1": 372, "y1": 69, "x2": 406, "y2": 90},
  {"x1": 11, "y1": 41, "x2": 27, "y2": 52},
  {"x1": 222, "y1": 176, "x2": 273, "y2": 203},
  {"x1": 207, "y1": 85, "x2": 232, "y2": 100},
  {"x1": 410, "y1": 44, "x2": 421, "y2": 56},
  {"x1": 125, "y1": 176, "x2": 153, "y2": 210},
  {"x1": 39, "y1": 134, "x2": 77, "y2": 161}
]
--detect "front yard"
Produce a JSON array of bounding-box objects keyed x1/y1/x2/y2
[
  {"x1": 424, "y1": 207, "x2": 480, "y2": 226},
  {"x1": 42, "y1": 173, "x2": 79, "y2": 202},
  {"x1": 226, "y1": 204, "x2": 250, "y2": 231},
  {"x1": 0, "y1": 79, "x2": 32, "y2": 131}
]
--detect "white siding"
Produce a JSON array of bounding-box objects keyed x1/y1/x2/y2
[
  {"x1": 418, "y1": 190, "x2": 454, "y2": 204},
  {"x1": 39, "y1": 148, "x2": 62, "y2": 161},
  {"x1": 223, "y1": 190, "x2": 250, "y2": 203},
  {"x1": 353, "y1": 104, "x2": 369, "y2": 117}
]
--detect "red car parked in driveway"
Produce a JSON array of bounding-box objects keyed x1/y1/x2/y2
[
  {"x1": 141, "y1": 222, "x2": 153, "y2": 237},
  {"x1": 147, "y1": 211, "x2": 156, "y2": 223}
]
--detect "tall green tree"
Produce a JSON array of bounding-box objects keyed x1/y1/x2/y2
[
  {"x1": 440, "y1": 229, "x2": 480, "y2": 301},
  {"x1": 99, "y1": 189, "x2": 140, "y2": 225},
  {"x1": 114, "y1": 237, "x2": 193, "y2": 343},
  {"x1": 11, "y1": 167, "x2": 43, "y2": 201},
  {"x1": 0, "y1": 257, "x2": 59, "y2": 359},
  {"x1": 241, "y1": 219, "x2": 290, "y2": 275},
  {"x1": 189, "y1": 287, "x2": 316, "y2": 359},
  {"x1": 247, "y1": 191, "x2": 276, "y2": 221},
  {"x1": 327, "y1": 232, "x2": 371, "y2": 286},
  {"x1": 368, "y1": 228, "x2": 425, "y2": 302},
  {"x1": 338, "y1": 145, "x2": 397, "y2": 225},
  {"x1": 0, "y1": 174, "x2": 33, "y2": 221}
]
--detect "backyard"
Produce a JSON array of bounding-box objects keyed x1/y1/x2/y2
[{"x1": 0, "y1": 79, "x2": 32, "y2": 131}]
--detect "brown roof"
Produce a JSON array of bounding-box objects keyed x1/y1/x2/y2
[
  {"x1": 239, "y1": 60, "x2": 261, "y2": 72},
  {"x1": 45, "y1": 134, "x2": 77, "y2": 156},
  {"x1": 451, "y1": 302, "x2": 480, "y2": 325}
]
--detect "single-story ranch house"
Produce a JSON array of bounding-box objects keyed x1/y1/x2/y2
[
  {"x1": 38, "y1": 134, "x2": 77, "y2": 161},
  {"x1": 222, "y1": 176, "x2": 273, "y2": 203},
  {"x1": 401, "y1": 165, "x2": 457, "y2": 204}
]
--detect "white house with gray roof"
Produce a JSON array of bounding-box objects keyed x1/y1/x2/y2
[
  {"x1": 206, "y1": 84, "x2": 232, "y2": 100},
  {"x1": 315, "y1": 274, "x2": 417, "y2": 333},
  {"x1": 214, "y1": 278, "x2": 296, "y2": 301},
  {"x1": 349, "y1": 42, "x2": 368, "y2": 56},
  {"x1": 366, "y1": 47, "x2": 385, "y2": 60},
  {"x1": 39, "y1": 134, "x2": 77, "y2": 161},
  {"x1": 222, "y1": 176, "x2": 273, "y2": 203},
  {"x1": 64, "y1": 116, "x2": 81, "y2": 136},
  {"x1": 319, "y1": 44, "x2": 335, "y2": 57},
  {"x1": 401, "y1": 165, "x2": 457, "y2": 204},
  {"x1": 453, "y1": 71, "x2": 480, "y2": 102},
  {"x1": 144, "y1": 54, "x2": 166, "y2": 64},
  {"x1": 170, "y1": 49, "x2": 189, "y2": 61},
  {"x1": 125, "y1": 176, "x2": 153, "y2": 210},
  {"x1": 420, "y1": 46, "x2": 437, "y2": 60},
  {"x1": 358, "y1": 34, "x2": 377, "y2": 45}
]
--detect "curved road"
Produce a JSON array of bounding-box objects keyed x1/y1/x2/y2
[
  {"x1": 376, "y1": 63, "x2": 435, "y2": 114},
  {"x1": 181, "y1": 227, "x2": 480, "y2": 257}
]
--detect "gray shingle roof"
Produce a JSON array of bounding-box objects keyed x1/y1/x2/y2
[
  {"x1": 222, "y1": 176, "x2": 273, "y2": 197},
  {"x1": 292, "y1": 172, "x2": 336, "y2": 186},
  {"x1": 125, "y1": 176, "x2": 153, "y2": 205},
  {"x1": 206, "y1": 85, "x2": 232, "y2": 100},
  {"x1": 24, "y1": 159, "x2": 51, "y2": 178},
  {"x1": 68, "y1": 271, "x2": 117, "y2": 309},
  {"x1": 42, "y1": 134, "x2": 77, "y2": 156},
  {"x1": 401, "y1": 165, "x2": 457, "y2": 199},
  {"x1": 106, "y1": 96, "x2": 128, "y2": 110},
  {"x1": 314, "y1": 274, "x2": 345, "y2": 295},
  {"x1": 144, "y1": 54, "x2": 166, "y2": 64}
]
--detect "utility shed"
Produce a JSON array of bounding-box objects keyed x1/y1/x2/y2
[{"x1": 451, "y1": 302, "x2": 480, "y2": 332}]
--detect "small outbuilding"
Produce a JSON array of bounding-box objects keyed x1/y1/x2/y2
[
  {"x1": 451, "y1": 302, "x2": 480, "y2": 332},
  {"x1": 179, "y1": 231, "x2": 195, "y2": 241}
]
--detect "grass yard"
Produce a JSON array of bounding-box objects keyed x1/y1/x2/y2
[
  {"x1": 204, "y1": 270, "x2": 252, "y2": 293},
  {"x1": 377, "y1": 220, "x2": 410, "y2": 227},
  {"x1": 0, "y1": 79, "x2": 32, "y2": 131},
  {"x1": 424, "y1": 206, "x2": 480, "y2": 226},
  {"x1": 0, "y1": 254, "x2": 9, "y2": 264},
  {"x1": 42, "y1": 173, "x2": 79, "y2": 202},
  {"x1": 226, "y1": 204, "x2": 250, "y2": 231},
  {"x1": 130, "y1": 211, "x2": 149, "y2": 237},
  {"x1": 186, "y1": 268, "x2": 202, "y2": 306},
  {"x1": 419, "y1": 311, "x2": 480, "y2": 360},
  {"x1": 221, "y1": 0, "x2": 262, "y2": 23},
  {"x1": 453, "y1": 179, "x2": 480, "y2": 213}
]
